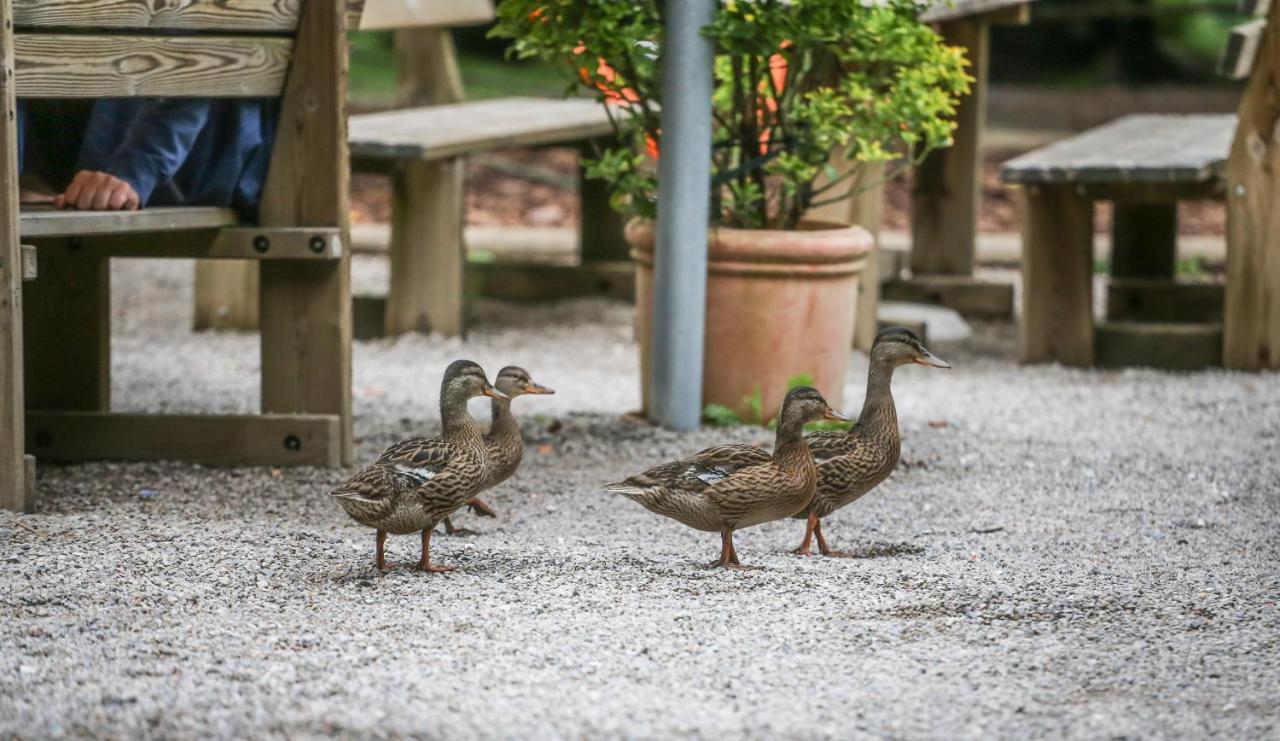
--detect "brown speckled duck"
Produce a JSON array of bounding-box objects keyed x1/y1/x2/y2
[
  {"x1": 688, "y1": 328, "x2": 949, "y2": 557},
  {"x1": 604, "y1": 386, "x2": 848, "y2": 568},
  {"x1": 331, "y1": 360, "x2": 506, "y2": 572},
  {"x1": 442, "y1": 365, "x2": 555, "y2": 536}
]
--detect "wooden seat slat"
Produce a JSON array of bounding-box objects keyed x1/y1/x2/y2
[
  {"x1": 15, "y1": 34, "x2": 292, "y2": 98},
  {"x1": 1220, "y1": 19, "x2": 1267, "y2": 80},
  {"x1": 1000, "y1": 114, "x2": 1236, "y2": 185},
  {"x1": 357, "y1": 0, "x2": 492, "y2": 31},
  {"x1": 20, "y1": 206, "x2": 240, "y2": 238},
  {"x1": 15, "y1": 0, "x2": 364, "y2": 34},
  {"x1": 919, "y1": 0, "x2": 1034, "y2": 23},
  {"x1": 349, "y1": 97, "x2": 614, "y2": 163}
]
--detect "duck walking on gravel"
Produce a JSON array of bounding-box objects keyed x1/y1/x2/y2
[
  {"x1": 331, "y1": 360, "x2": 507, "y2": 572},
  {"x1": 604, "y1": 386, "x2": 849, "y2": 569},
  {"x1": 442, "y1": 365, "x2": 555, "y2": 536}
]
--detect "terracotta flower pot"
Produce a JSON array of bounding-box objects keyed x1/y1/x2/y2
[{"x1": 628, "y1": 219, "x2": 873, "y2": 422}]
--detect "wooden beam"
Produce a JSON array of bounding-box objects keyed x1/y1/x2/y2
[
  {"x1": 0, "y1": 0, "x2": 27, "y2": 512},
  {"x1": 22, "y1": 241, "x2": 110, "y2": 412},
  {"x1": 386, "y1": 158, "x2": 465, "y2": 336},
  {"x1": 15, "y1": 34, "x2": 292, "y2": 98},
  {"x1": 358, "y1": 0, "x2": 492, "y2": 32},
  {"x1": 1096, "y1": 321, "x2": 1222, "y2": 370},
  {"x1": 1107, "y1": 279, "x2": 1224, "y2": 323},
  {"x1": 920, "y1": 0, "x2": 1032, "y2": 24},
  {"x1": 259, "y1": 0, "x2": 353, "y2": 464},
  {"x1": 393, "y1": 27, "x2": 464, "y2": 107},
  {"x1": 882, "y1": 275, "x2": 1014, "y2": 318},
  {"x1": 26, "y1": 412, "x2": 341, "y2": 467},
  {"x1": 20, "y1": 244, "x2": 34, "y2": 280},
  {"x1": 42, "y1": 227, "x2": 343, "y2": 260},
  {"x1": 194, "y1": 260, "x2": 258, "y2": 330},
  {"x1": 1110, "y1": 203, "x2": 1177, "y2": 279},
  {"x1": 19, "y1": 205, "x2": 238, "y2": 237},
  {"x1": 911, "y1": 19, "x2": 988, "y2": 277},
  {"x1": 1220, "y1": 19, "x2": 1267, "y2": 80},
  {"x1": 1224, "y1": 2, "x2": 1280, "y2": 370},
  {"x1": 1241, "y1": 0, "x2": 1273, "y2": 17},
  {"x1": 1020, "y1": 184, "x2": 1095, "y2": 365}
]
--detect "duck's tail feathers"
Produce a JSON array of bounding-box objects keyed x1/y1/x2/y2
[{"x1": 602, "y1": 481, "x2": 647, "y2": 500}]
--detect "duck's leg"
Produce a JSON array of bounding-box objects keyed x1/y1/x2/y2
[
  {"x1": 419, "y1": 528, "x2": 457, "y2": 573},
  {"x1": 442, "y1": 517, "x2": 479, "y2": 537},
  {"x1": 814, "y1": 518, "x2": 854, "y2": 558},
  {"x1": 792, "y1": 512, "x2": 818, "y2": 556},
  {"x1": 376, "y1": 530, "x2": 390, "y2": 570},
  {"x1": 728, "y1": 537, "x2": 741, "y2": 566},
  {"x1": 710, "y1": 529, "x2": 748, "y2": 569},
  {"x1": 466, "y1": 497, "x2": 497, "y2": 518}
]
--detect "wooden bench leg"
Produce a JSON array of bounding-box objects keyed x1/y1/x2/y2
[
  {"x1": 22, "y1": 241, "x2": 110, "y2": 410},
  {"x1": 1020, "y1": 184, "x2": 1095, "y2": 365},
  {"x1": 578, "y1": 140, "x2": 630, "y2": 263},
  {"x1": 193, "y1": 260, "x2": 259, "y2": 330},
  {"x1": 1111, "y1": 202, "x2": 1176, "y2": 279},
  {"x1": 0, "y1": 2, "x2": 22, "y2": 510},
  {"x1": 23, "y1": 455, "x2": 36, "y2": 514},
  {"x1": 386, "y1": 158, "x2": 464, "y2": 336}
]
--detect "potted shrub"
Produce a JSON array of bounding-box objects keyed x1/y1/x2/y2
[{"x1": 493, "y1": 0, "x2": 969, "y2": 421}]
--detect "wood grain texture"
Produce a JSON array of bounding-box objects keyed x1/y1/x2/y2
[
  {"x1": 15, "y1": 0, "x2": 302, "y2": 32},
  {"x1": 1224, "y1": 1, "x2": 1280, "y2": 369},
  {"x1": 15, "y1": 34, "x2": 292, "y2": 98},
  {"x1": 21, "y1": 242, "x2": 110, "y2": 412},
  {"x1": 19, "y1": 205, "x2": 238, "y2": 236},
  {"x1": 25, "y1": 412, "x2": 341, "y2": 467},
  {"x1": 0, "y1": 0, "x2": 27, "y2": 511},
  {"x1": 1220, "y1": 19, "x2": 1267, "y2": 80},
  {"x1": 358, "y1": 0, "x2": 492, "y2": 31},
  {"x1": 194, "y1": 260, "x2": 258, "y2": 329},
  {"x1": 259, "y1": 0, "x2": 353, "y2": 464},
  {"x1": 349, "y1": 97, "x2": 614, "y2": 163},
  {"x1": 1000, "y1": 114, "x2": 1236, "y2": 185},
  {"x1": 1019, "y1": 184, "x2": 1095, "y2": 365},
  {"x1": 54, "y1": 227, "x2": 342, "y2": 260},
  {"x1": 386, "y1": 159, "x2": 464, "y2": 336},
  {"x1": 911, "y1": 19, "x2": 987, "y2": 276}
]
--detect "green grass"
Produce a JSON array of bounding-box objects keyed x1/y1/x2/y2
[{"x1": 348, "y1": 31, "x2": 570, "y2": 109}]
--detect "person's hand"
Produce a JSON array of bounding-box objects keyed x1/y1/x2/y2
[{"x1": 55, "y1": 170, "x2": 140, "y2": 211}]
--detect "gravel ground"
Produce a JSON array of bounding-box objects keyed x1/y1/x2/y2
[{"x1": 3, "y1": 259, "x2": 1278, "y2": 739}]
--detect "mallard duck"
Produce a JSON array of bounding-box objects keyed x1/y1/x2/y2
[
  {"x1": 604, "y1": 386, "x2": 848, "y2": 568},
  {"x1": 331, "y1": 359, "x2": 507, "y2": 572},
  {"x1": 686, "y1": 328, "x2": 949, "y2": 557},
  {"x1": 442, "y1": 365, "x2": 555, "y2": 536}
]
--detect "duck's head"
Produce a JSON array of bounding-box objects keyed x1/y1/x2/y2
[
  {"x1": 494, "y1": 366, "x2": 555, "y2": 399},
  {"x1": 441, "y1": 359, "x2": 507, "y2": 402},
  {"x1": 871, "y1": 327, "x2": 950, "y2": 369},
  {"x1": 777, "y1": 385, "x2": 849, "y2": 429}
]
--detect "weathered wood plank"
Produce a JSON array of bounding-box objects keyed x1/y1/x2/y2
[
  {"x1": 1107, "y1": 279, "x2": 1224, "y2": 323},
  {"x1": 49, "y1": 227, "x2": 343, "y2": 260},
  {"x1": 25, "y1": 412, "x2": 341, "y2": 466},
  {"x1": 15, "y1": 34, "x2": 293, "y2": 98},
  {"x1": 15, "y1": 0, "x2": 302, "y2": 32},
  {"x1": 20, "y1": 244, "x2": 34, "y2": 280},
  {"x1": 358, "y1": 0, "x2": 492, "y2": 31},
  {"x1": 0, "y1": 0, "x2": 27, "y2": 512},
  {"x1": 1224, "y1": 1, "x2": 1280, "y2": 369},
  {"x1": 911, "y1": 19, "x2": 987, "y2": 276},
  {"x1": 920, "y1": 0, "x2": 1034, "y2": 23},
  {"x1": 20, "y1": 205, "x2": 239, "y2": 236},
  {"x1": 259, "y1": 0, "x2": 353, "y2": 464},
  {"x1": 1000, "y1": 114, "x2": 1236, "y2": 185},
  {"x1": 882, "y1": 275, "x2": 1014, "y2": 318},
  {"x1": 1095, "y1": 321, "x2": 1222, "y2": 370},
  {"x1": 349, "y1": 97, "x2": 615, "y2": 164},
  {"x1": 1240, "y1": 0, "x2": 1272, "y2": 20},
  {"x1": 22, "y1": 242, "x2": 110, "y2": 412},
  {"x1": 194, "y1": 260, "x2": 258, "y2": 330},
  {"x1": 1220, "y1": 19, "x2": 1267, "y2": 80},
  {"x1": 1020, "y1": 184, "x2": 1094, "y2": 365}
]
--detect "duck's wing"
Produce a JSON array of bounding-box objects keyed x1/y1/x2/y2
[
  {"x1": 606, "y1": 443, "x2": 769, "y2": 494},
  {"x1": 330, "y1": 463, "x2": 419, "y2": 520},
  {"x1": 702, "y1": 461, "x2": 793, "y2": 523},
  {"x1": 375, "y1": 436, "x2": 456, "y2": 484}
]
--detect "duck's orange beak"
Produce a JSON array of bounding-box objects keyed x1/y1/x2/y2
[
  {"x1": 483, "y1": 385, "x2": 510, "y2": 400},
  {"x1": 915, "y1": 348, "x2": 950, "y2": 369},
  {"x1": 823, "y1": 407, "x2": 850, "y2": 422},
  {"x1": 523, "y1": 382, "x2": 555, "y2": 395}
]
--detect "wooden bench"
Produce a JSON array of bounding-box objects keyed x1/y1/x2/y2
[
  {"x1": 1001, "y1": 115, "x2": 1235, "y2": 367},
  {"x1": 196, "y1": 0, "x2": 623, "y2": 337},
  {"x1": 1, "y1": 0, "x2": 359, "y2": 512}
]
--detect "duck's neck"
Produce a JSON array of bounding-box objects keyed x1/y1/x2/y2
[
  {"x1": 773, "y1": 416, "x2": 812, "y2": 468},
  {"x1": 489, "y1": 397, "x2": 520, "y2": 442},
  {"x1": 440, "y1": 392, "x2": 484, "y2": 446},
  {"x1": 856, "y1": 358, "x2": 899, "y2": 437}
]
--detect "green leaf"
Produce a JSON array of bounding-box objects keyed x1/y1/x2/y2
[{"x1": 703, "y1": 404, "x2": 743, "y2": 428}]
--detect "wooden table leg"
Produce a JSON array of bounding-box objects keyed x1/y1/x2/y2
[
  {"x1": 1020, "y1": 184, "x2": 1095, "y2": 365},
  {"x1": 0, "y1": 0, "x2": 24, "y2": 511},
  {"x1": 386, "y1": 158, "x2": 465, "y2": 336},
  {"x1": 23, "y1": 240, "x2": 110, "y2": 411},
  {"x1": 194, "y1": 260, "x2": 259, "y2": 330},
  {"x1": 1110, "y1": 202, "x2": 1177, "y2": 279}
]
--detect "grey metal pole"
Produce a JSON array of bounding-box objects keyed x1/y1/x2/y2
[{"x1": 649, "y1": 0, "x2": 715, "y2": 431}]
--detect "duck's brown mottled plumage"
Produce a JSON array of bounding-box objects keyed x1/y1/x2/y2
[
  {"x1": 331, "y1": 359, "x2": 505, "y2": 571},
  {"x1": 441, "y1": 366, "x2": 554, "y2": 536},
  {"x1": 605, "y1": 386, "x2": 848, "y2": 568}
]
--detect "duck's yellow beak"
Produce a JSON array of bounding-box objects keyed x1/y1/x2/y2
[
  {"x1": 523, "y1": 382, "x2": 555, "y2": 395},
  {"x1": 823, "y1": 407, "x2": 851, "y2": 422},
  {"x1": 483, "y1": 385, "x2": 510, "y2": 400}
]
